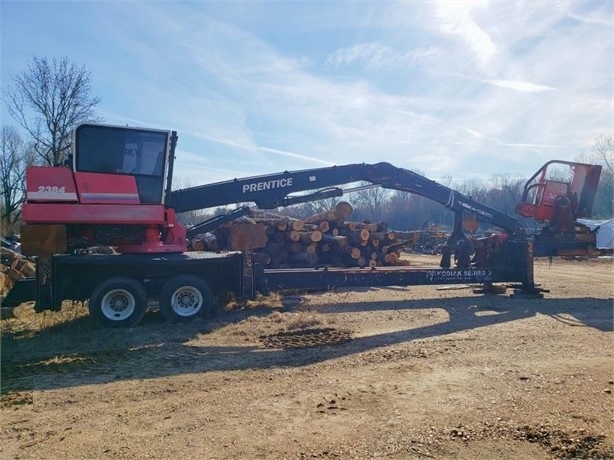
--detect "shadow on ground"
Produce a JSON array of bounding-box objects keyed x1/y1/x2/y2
[{"x1": 1, "y1": 293, "x2": 612, "y2": 394}]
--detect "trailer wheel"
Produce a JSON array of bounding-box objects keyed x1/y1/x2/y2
[
  {"x1": 159, "y1": 275, "x2": 213, "y2": 322},
  {"x1": 89, "y1": 277, "x2": 147, "y2": 328}
]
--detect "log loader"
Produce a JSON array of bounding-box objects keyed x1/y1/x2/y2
[{"x1": 3, "y1": 123, "x2": 602, "y2": 327}]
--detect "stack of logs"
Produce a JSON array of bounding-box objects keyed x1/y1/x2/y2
[
  {"x1": 192, "y1": 202, "x2": 417, "y2": 269},
  {"x1": 0, "y1": 248, "x2": 35, "y2": 298}
]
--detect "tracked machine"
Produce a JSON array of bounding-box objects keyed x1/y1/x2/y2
[{"x1": 4, "y1": 123, "x2": 602, "y2": 327}]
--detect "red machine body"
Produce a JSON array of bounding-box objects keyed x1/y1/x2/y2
[
  {"x1": 22, "y1": 167, "x2": 186, "y2": 253},
  {"x1": 21, "y1": 124, "x2": 186, "y2": 253},
  {"x1": 23, "y1": 167, "x2": 164, "y2": 224},
  {"x1": 516, "y1": 160, "x2": 602, "y2": 227}
]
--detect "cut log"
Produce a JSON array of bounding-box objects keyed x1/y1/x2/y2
[
  {"x1": 305, "y1": 201, "x2": 353, "y2": 223},
  {"x1": 344, "y1": 221, "x2": 378, "y2": 232},
  {"x1": 384, "y1": 252, "x2": 399, "y2": 264},
  {"x1": 334, "y1": 202, "x2": 354, "y2": 220},
  {"x1": 0, "y1": 271, "x2": 8, "y2": 297},
  {"x1": 254, "y1": 216, "x2": 303, "y2": 231},
  {"x1": 346, "y1": 229, "x2": 370, "y2": 245},
  {"x1": 0, "y1": 248, "x2": 36, "y2": 277},
  {"x1": 321, "y1": 234, "x2": 347, "y2": 249},
  {"x1": 300, "y1": 231, "x2": 322, "y2": 244},
  {"x1": 344, "y1": 247, "x2": 362, "y2": 260},
  {"x1": 285, "y1": 230, "x2": 301, "y2": 242},
  {"x1": 287, "y1": 219, "x2": 305, "y2": 231},
  {"x1": 191, "y1": 239, "x2": 205, "y2": 251},
  {"x1": 316, "y1": 220, "x2": 330, "y2": 233},
  {"x1": 227, "y1": 223, "x2": 267, "y2": 250}
]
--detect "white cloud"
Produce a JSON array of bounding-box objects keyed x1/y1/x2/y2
[
  {"x1": 566, "y1": 11, "x2": 613, "y2": 27},
  {"x1": 484, "y1": 79, "x2": 557, "y2": 93},
  {"x1": 326, "y1": 42, "x2": 440, "y2": 69},
  {"x1": 433, "y1": 0, "x2": 496, "y2": 65}
]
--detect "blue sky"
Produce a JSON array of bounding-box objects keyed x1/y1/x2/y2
[{"x1": 1, "y1": 1, "x2": 612, "y2": 187}]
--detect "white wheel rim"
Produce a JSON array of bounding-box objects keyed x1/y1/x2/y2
[
  {"x1": 170, "y1": 286, "x2": 203, "y2": 317},
  {"x1": 100, "y1": 289, "x2": 136, "y2": 321}
]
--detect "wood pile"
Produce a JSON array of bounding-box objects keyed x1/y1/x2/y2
[
  {"x1": 192, "y1": 202, "x2": 422, "y2": 269},
  {"x1": 0, "y1": 248, "x2": 35, "y2": 297}
]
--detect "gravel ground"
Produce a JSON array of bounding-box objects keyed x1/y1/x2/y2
[{"x1": 1, "y1": 255, "x2": 613, "y2": 459}]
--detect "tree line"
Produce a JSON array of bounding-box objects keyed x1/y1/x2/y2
[{"x1": 2, "y1": 56, "x2": 612, "y2": 236}]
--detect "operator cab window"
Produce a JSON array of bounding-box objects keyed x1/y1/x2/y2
[
  {"x1": 75, "y1": 124, "x2": 168, "y2": 177},
  {"x1": 121, "y1": 138, "x2": 165, "y2": 176},
  {"x1": 74, "y1": 124, "x2": 170, "y2": 204}
]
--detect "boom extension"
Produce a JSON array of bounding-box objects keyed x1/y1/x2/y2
[{"x1": 171, "y1": 162, "x2": 523, "y2": 235}]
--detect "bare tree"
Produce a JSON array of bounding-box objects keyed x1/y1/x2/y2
[
  {"x1": 575, "y1": 134, "x2": 614, "y2": 218},
  {"x1": 592, "y1": 134, "x2": 613, "y2": 176},
  {"x1": 3, "y1": 56, "x2": 101, "y2": 166},
  {"x1": 350, "y1": 183, "x2": 389, "y2": 222},
  {"x1": 0, "y1": 126, "x2": 36, "y2": 232},
  {"x1": 486, "y1": 173, "x2": 526, "y2": 216},
  {"x1": 458, "y1": 177, "x2": 487, "y2": 202}
]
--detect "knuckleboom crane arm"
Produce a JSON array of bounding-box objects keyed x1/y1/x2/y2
[{"x1": 170, "y1": 162, "x2": 523, "y2": 236}]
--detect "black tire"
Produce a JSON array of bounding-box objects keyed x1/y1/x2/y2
[
  {"x1": 159, "y1": 275, "x2": 213, "y2": 322},
  {"x1": 89, "y1": 276, "x2": 147, "y2": 328}
]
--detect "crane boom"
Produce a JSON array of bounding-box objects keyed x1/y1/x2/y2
[{"x1": 170, "y1": 162, "x2": 522, "y2": 235}]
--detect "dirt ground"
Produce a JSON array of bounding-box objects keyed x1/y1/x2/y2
[{"x1": 1, "y1": 254, "x2": 613, "y2": 459}]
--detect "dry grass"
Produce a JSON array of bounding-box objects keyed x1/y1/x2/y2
[
  {"x1": 224, "y1": 291, "x2": 285, "y2": 311},
  {"x1": 3, "y1": 302, "x2": 90, "y2": 337},
  {"x1": 207, "y1": 309, "x2": 334, "y2": 344},
  {"x1": 0, "y1": 293, "x2": 318, "y2": 394}
]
